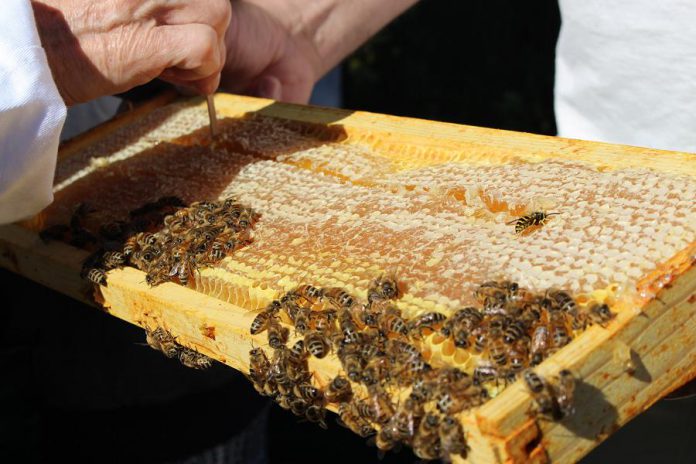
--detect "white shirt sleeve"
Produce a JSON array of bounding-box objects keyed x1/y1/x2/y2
[{"x1": 0, "y1": 0, "x2": 67, "y2": 224}]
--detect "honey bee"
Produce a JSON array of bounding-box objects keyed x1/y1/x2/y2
[
  {"x1": 502, "y1": 319, "x2": 527, "y2": 345},
  {"x1": 408, "y1": 312, "x2": 448, "y2": 337},
  {"x1": 304, "y1": 331, "x2": 331, "y2": 358},
  {"x1": 289, "y1": 398, "x2": 309, "y2": 416},
  {"x1": 337, "y1": 403, "x2": 375, "y2": 437},
  {"x1": 248, "y1": 347, "x2": 270, "y2": 394},
  {"x1": 440, "y1": 307, "x2": 482, "y2": 337},
  {"x1": 325, "y1": 376, "x2": 353, "y2": 403},
  {"x1": 472, "y1": 326, "x2": 491, "y2": 353},
  {"x1": 294, "y1": 284, "x2": 323, "y2": 304},
  {"x1": 377, "y1": 306, "x2": 408, "y2": 337},
  {"x1": 85, "y1": 268, "x2": 107, "y2": 286},
  {"x1": 507, "y1": 339, "x2": 529, "y2": 373},
  {"x1": 145, "y1": 269, "x2": 169, "y2": 287},
  {"x1": 546, "y1": 289, "x2": 578, "y2": 315},
  {"x1": 439, "y1": 416, "x2": 468, "y2": 461},
  {"x1": 474, "y1": 281, "x2": 505, "y2": 304},
  {"x1": 550, "y1": 311, "x2": 571, "y2": 350},
  {"x1": 145, "y1": 327, "x2": 179, "y2": 358},
  {"x1": 293, "y1": 307, "x2": 312, "y2": 335},
  {"x1": 375, "y1": 427, "x2": 399, "y2": 452},
  {"x1": 507, "y1": 211, "x2": 560, "y2": 234},
  {"x1": 250, "y1": 310, "x2": 275, "y2": 335},
  {"x1": 362, "y1": 355, "x2": 390, "y2": 386},
  {"x1": 338, "y1": 309, "x2": 361, "y2": 344},
  {"x1": 267, "y1": 319, "x2": 289, "y2": 349},
  {"x1": 386, "y1": 339, "x2": 421, "y2": 363},
  {"x1": 178, "y1": 347, "x2": 212, "y2": 369},
  {"x1": 530, "y1": 325, "x2": 550, "y2": 365},
  {"x1": 488, "y1": 338, "x2": 508, "y2": 367},
  {"x1": 100, "y1": 251, "x2": 125, "y2": 269},
  {"x1": 554, "y1": 369, "x2": 576, "y2": 418},
  {"x1": 309, "y1": 310, "x2": 337, "y2": 333},
  {"x1": 294, "y1": 382, "x2": 324, "y2": 405},
  {"x1": 136, "y1": 232, "x2": 159, "y2": 247},
  {"x1": 473, "y1": 363, "x2": 499, "y2": 386},
  {"x1": 305, "y1": 404, "x2": 328, "y2": 429},
  {"x1": 524, "y1": 369, "x2": 561, "y2": 421},
  {"x1": 367, "y1": 275, "x2": 400, "y2": 304},
  {"x1": 122, "y1": 235, "x2": 140, "y2": 257},
  {"x1": 412, "y1": 414, "x2": 442, "y2": 461},
  {"x1": 323, "y1": 287, "x2": 356, "y2": 309},
  {"x1": 288, "y1": 340, "x2": 308, "y2": 364},
  {"x1": 588, "y1": 302, "x2": 615, "y2": 327},
  {"x1": 409, "y1": 377, "x2": 436, "y2": 403},
  {"x1": 366, "y1": 385, "x2": 395, "y2": 424},
  {"x1": 338, "y1": 351, "x2": 364, "y2": 382},
  {"x1": 265, "y1": 300, "x2": 282, "y2": 314},
  {"x1": 168, "y1": 258, "x2": 194, "y2": 286},
  {"x1": 383, "y1": 398, "x2": 422, "y2": 445}
]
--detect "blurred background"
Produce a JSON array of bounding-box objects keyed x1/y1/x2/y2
[{"x1": 342, "y1": 0, "x2": 559, "y2": 135}]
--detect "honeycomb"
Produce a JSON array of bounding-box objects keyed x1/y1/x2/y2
[{"x1": 39, "y1": 101, "x2": 696, "y2": 316}]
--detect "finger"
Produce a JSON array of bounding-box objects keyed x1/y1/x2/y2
[
  {"x1": 154, "y1": 24, "x2": 224, "y2": 80},
  {"x1": 140, "y1": 0, "x2": 232, "y2": 40},
  {"x1": 161, "y1": 72, "x2": 221, "y2": 95}
]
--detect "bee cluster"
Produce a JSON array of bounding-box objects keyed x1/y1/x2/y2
[
  {"x1": 41, "y1": 196, "x2": 256, "y2": 288},
  {"x1": 247, "y1": 277, "x2": 615, "y2": 461},
  {"x1": 145, "y1": 327, "x2": 213, "y2": 369},
  {"x1": 124, "y1": 198, "x2": 256, "y2": 286}
]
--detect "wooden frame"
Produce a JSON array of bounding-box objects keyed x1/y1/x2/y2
[{"x1": 1, "y1": 93, "x2": 694, "y2": 463}]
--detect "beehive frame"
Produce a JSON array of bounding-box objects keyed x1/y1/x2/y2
[{"x1": 0, "y1": 93, "x2": 694, "y2": 463}]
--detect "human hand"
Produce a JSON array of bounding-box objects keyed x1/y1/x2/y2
[
  {"x1": 31, "y1": 0, "x2": 231, "y2": 105},
  {"x1": 221, "y1": 1, "x2": 321, "y2": 103}
]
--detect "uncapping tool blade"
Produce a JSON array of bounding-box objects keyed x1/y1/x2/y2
[{"x1": 206, "y1": 94, "x2": 218, "y2": 138}]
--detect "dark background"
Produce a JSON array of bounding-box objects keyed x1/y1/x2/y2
[{"x1": 343, "y1": 0, "x2": 560, "y2": 135}]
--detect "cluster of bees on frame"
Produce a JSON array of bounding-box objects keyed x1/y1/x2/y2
[
  {"x1": 41, "y1": 197, "x2": 255, "y2": 371},
  {"x1": 247, "y1": 277, "x2": 615, "y2": 461},
  {"x1": 144, "y1": 327, "x2": 213, "y2": 369},
  {"x1": 41, "y1": 196, "x2": 256, "y2": 288}
]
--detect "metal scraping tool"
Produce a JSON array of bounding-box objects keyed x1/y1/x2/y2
[{"x1": 206, "y1": 94, "x2": 218, "y2": 139}]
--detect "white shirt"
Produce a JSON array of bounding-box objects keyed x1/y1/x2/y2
[
  {"x1": 556, "y1": 0, "x2": 696, "y2": 153},
  {"x1": 0, "y1": 0, "x2": 66, "y2": 223}
]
